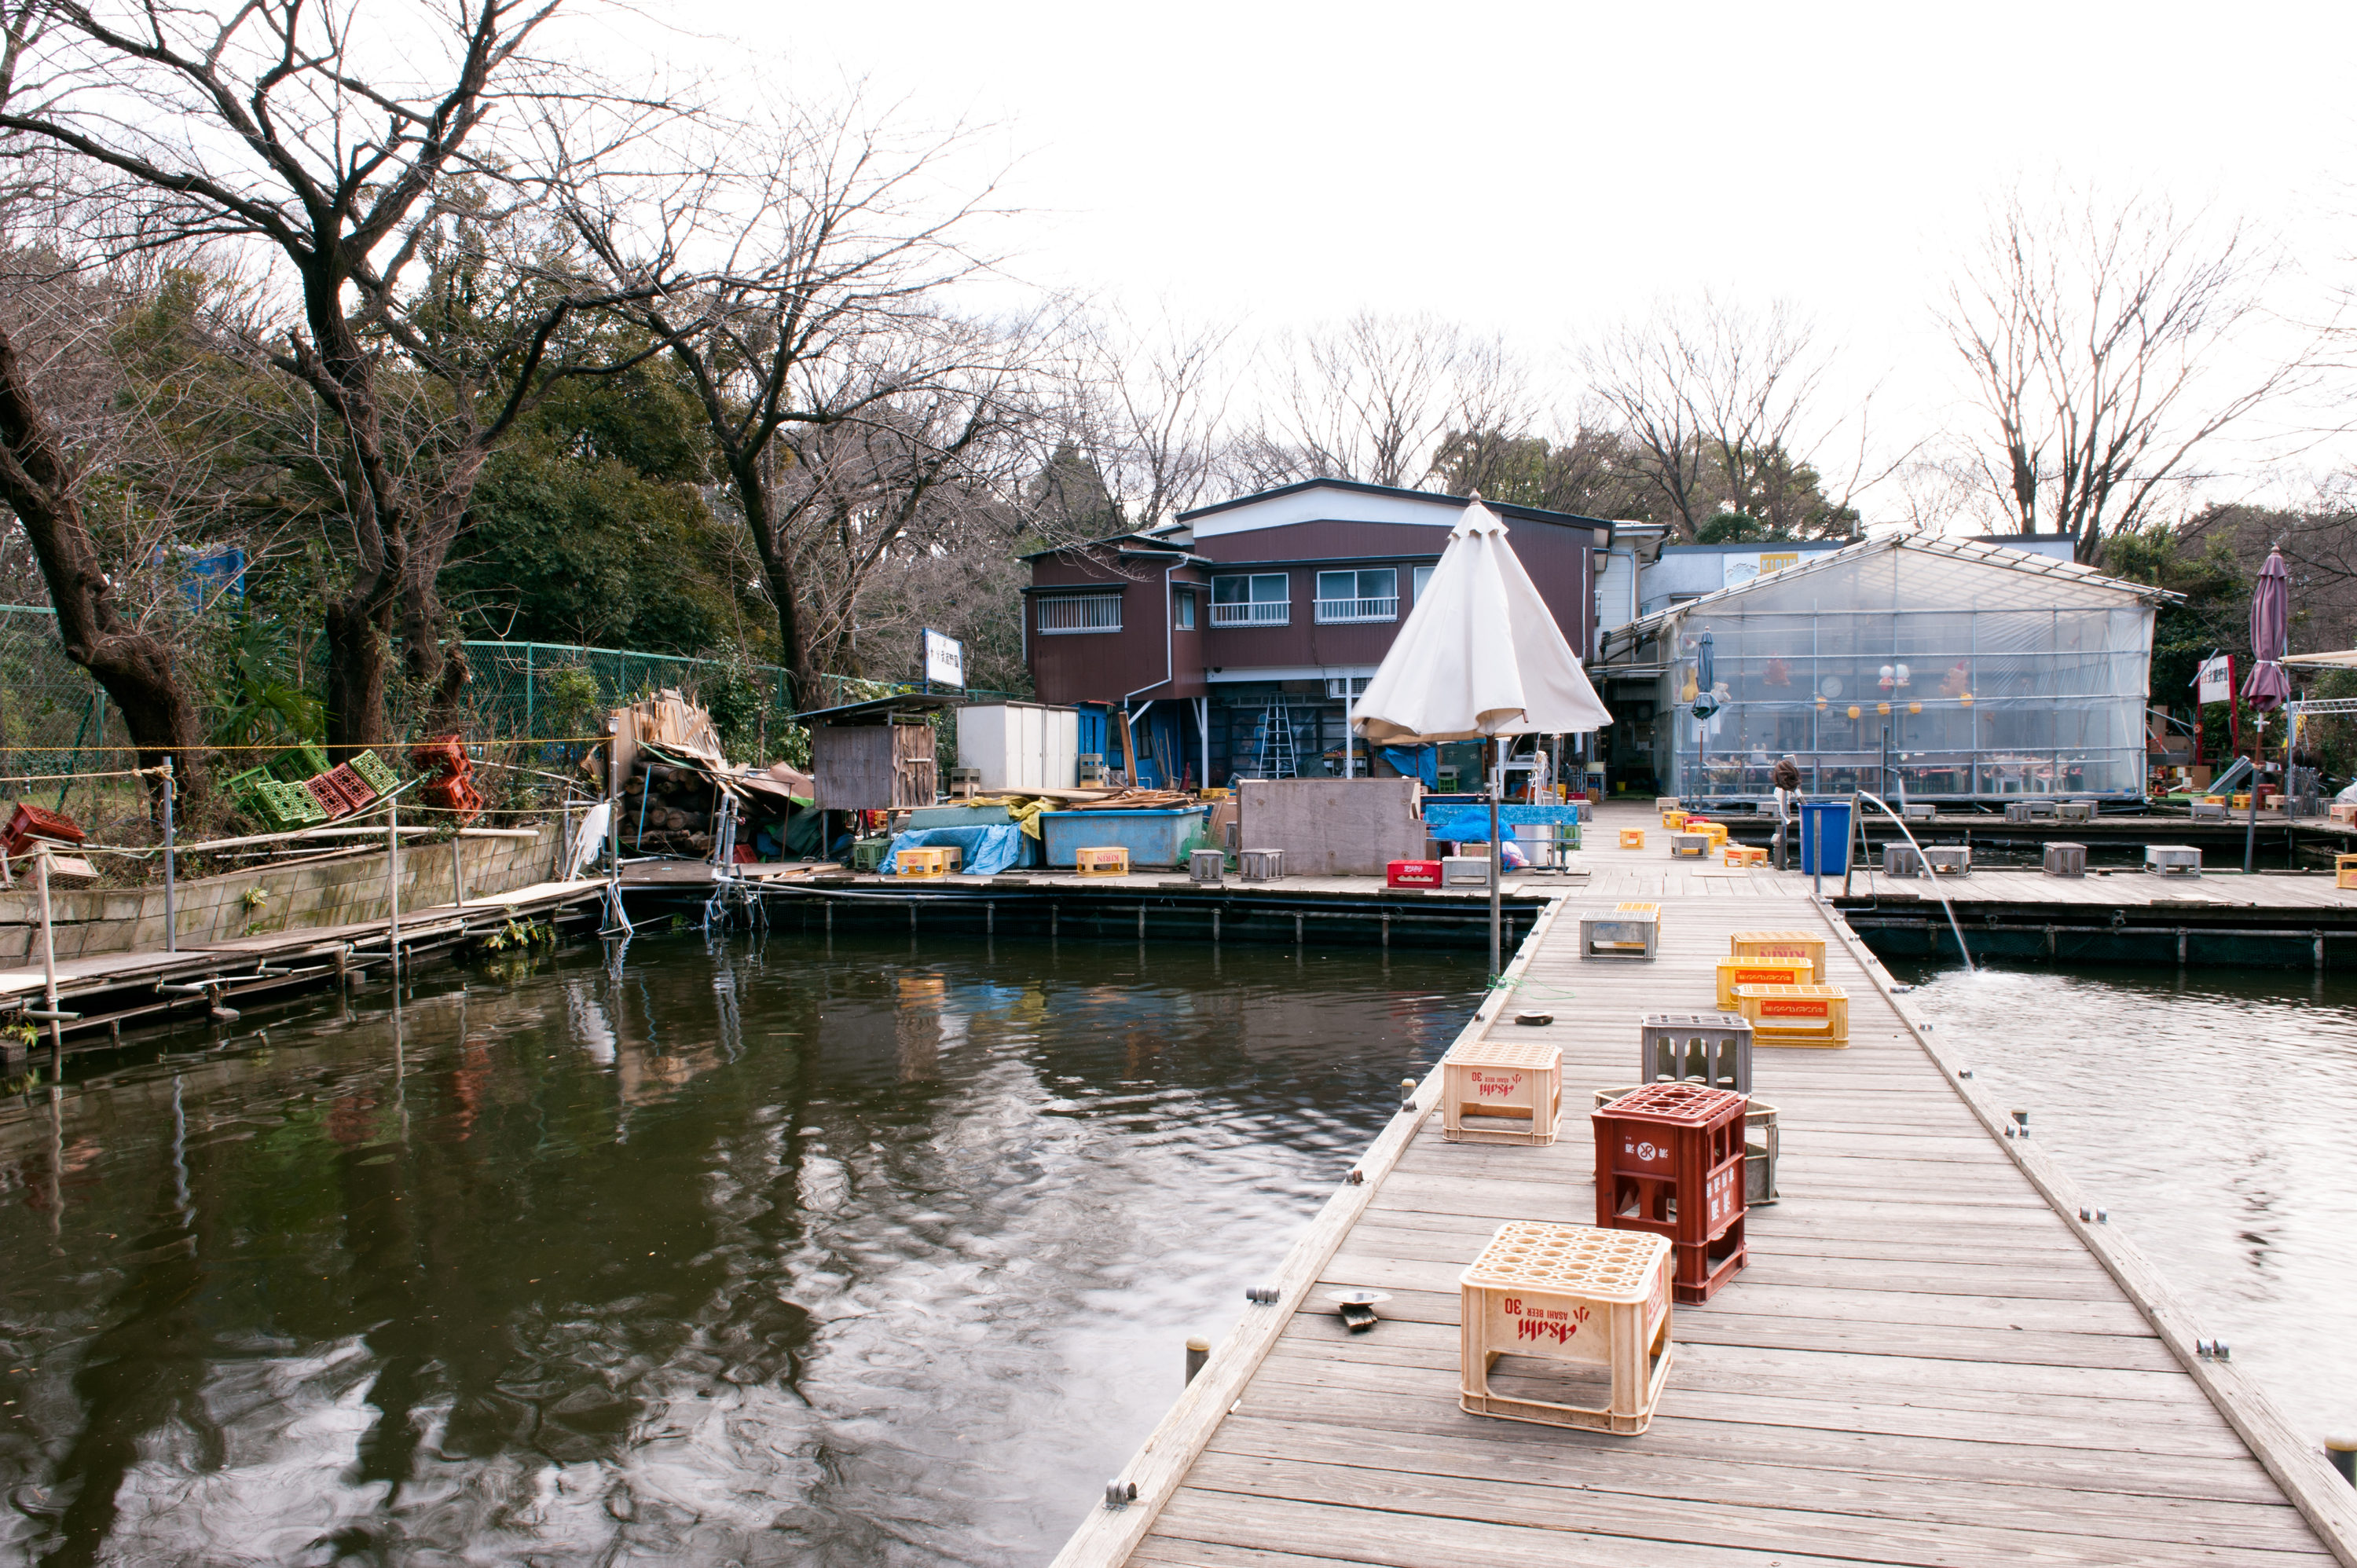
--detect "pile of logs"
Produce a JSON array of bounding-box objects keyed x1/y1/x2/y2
[{"x1": 621, "y1": 761, "x2": 719, "y2": 855}]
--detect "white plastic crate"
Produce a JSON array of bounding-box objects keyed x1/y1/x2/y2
[{"x1": 1459, "y1": 1221, "x2": 1673, "y2": 1434}]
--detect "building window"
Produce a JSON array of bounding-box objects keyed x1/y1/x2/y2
[
  {"x1": 1314, "y1": 567, "x2": 1398, "y2": 623},
  {"x1": 1413, "y1": 564, "x2": 1435, "y2": 601},
  {"x1": 1038, "y1": 593, "x2": 1122, "y2": 634},
  {"x1": 1211, "y1": 573, "x2": 1288, "y2": 626},
  {"x1": 1174, "y1": 589, "x2": 1195, "y2": 630}
]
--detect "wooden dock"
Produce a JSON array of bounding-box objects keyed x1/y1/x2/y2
[{"x1": 1051, "y1": 883, "x2": 2357, "y2": 1567}]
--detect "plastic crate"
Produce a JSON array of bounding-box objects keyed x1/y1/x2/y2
[
  {"x1": 2336, "y1": 853, "x2": 2357, "y2": 890},
  {"x1": 2231, "y1": 793, "x2": 2253, "y2": 810},
  {"x1": 1592, "y1": 1082, "x2": 1747, "y2": 1303},
  {"x1": 1640, "y1": 1012, "x2": 1752, "y2": 1095},
  {"x1": 1579, "y1": 910, "x2": 1658, "y2": 962},
  {"x1": 1668, "y1": 831, "x2": 1711, "y2": 859},
  {"x1": 2190, "y1": 800, "x2": 2228, "y2": 821},
  {"x1": 896, "y1": 845, "x2": 953, "y2": 879},
  {"x1": 1442, "y1": 854, "x2": 1492, "y2": 888},
  {"x1": 1599, "y1": 1086, "x2": 1778, "y2": 1207},
  {"x1": 852, "y1": 836, "x2": 894, "y2": 872},
  {"x1": 1618, "y1": 828, "x2": 1646, "y2": 850},
  {"x1": 1714, "y1": 955, "x2": 1813, "y2": 1009},
  {"x1": 2044, "y1": 842, "x2": 2087, "y2": 877},
  {"x1": 1924, "y1": 846, "x2": 1971, "y2": 877},
  {"x1": 1882, "y1": 843, "x2": 1920, "y2": 877},
  {"x1": 262, "y1": 742, "x2": 331, "y2": 784},
  {"x1": 324, "y1": 762, "x2": 375, "y2": 808},
  {"x1": 1654, "y1": 797, "x2": 1681, "y2": 811},
  {"x1": 1659, "y1": 810, "x2": 1688, "y2": 831},
  {"x1": 1458, "y1": 1221, "x2": 1673, "y2": 1434},
  {"x1": 1733, "y1": 983, "x2": 1851, "y2": 1048},
  {"x1": 268, "y1": 778, "x2": 328, "y2": 828},
  {"x1": 1441, "y1": 1038, "x2": 1563, "y2": 1145},
  {"x1": 302, "y1": 774, "x2": 354, "y2": 819},
  {"x1": 2057, "y1": 800, "x2": 2095, "y2": 823},
  {"x1": 1728, "y1": 929, "x2": 1826, "y2": 985},
  {"x1": 2144, "y1": 844, "x2": 2201, "y2": 877},
  {"x1": 1722, "y1": 845, "x2": 1765, "y2": 867},
  {"x1": 1617, "y1": 901, "x2": 1663, "y2": 934},
  {"x1": 1190, "y1": 848, "x2": 1226, "y2": 885},
  {"x1": 1239, "y1": 847, "x2": 1284, "y2": 882},
  {"x1": 409, "y1": 735, "x2": 471, "y2": 778},
  {"x1": 1, "y1": 802, "x2": 85, "y2": 857},
  {"x1": 348, "y1": 749, "x2": 400, "y2": 796},
  {"x1": 1386, "y1": 858, "x2": 1442, "y2": 888},
  {"x1": 1075, "y1": 846, "x2": 1129, "y2": 877}
]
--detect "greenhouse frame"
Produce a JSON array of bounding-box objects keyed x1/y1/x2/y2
[{"x1": 1592, "y1": 536, "x2": 2179, "y2": 805}]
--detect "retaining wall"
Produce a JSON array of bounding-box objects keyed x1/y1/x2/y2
[{"x1": 0, "y1": 828, "x2": 559, "y2": 963}]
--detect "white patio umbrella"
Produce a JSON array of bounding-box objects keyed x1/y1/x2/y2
[{"x1": 1353, "y1": 496, "x2": 1613, "y2": 973}]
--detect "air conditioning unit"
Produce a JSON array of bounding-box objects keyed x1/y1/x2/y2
[{"x1": 1325, "y1": 676, "x2": 1372, "y2": 700}]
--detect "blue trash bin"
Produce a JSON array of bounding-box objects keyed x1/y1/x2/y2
[{"x1": 1798, "y1": 800, "x2": 1850, "y2": 875}]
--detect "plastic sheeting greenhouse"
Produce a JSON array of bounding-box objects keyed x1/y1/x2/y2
[{"x1": 1593, "y1": 537, "x2": 2174, "y2": 804}]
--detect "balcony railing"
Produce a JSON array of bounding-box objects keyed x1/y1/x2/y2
[
  {"x1": 1211, "y1": 599, "x2": 1289, "y2": 627},
  {"x1": 1314, "y1": 595, "x2": 1398, "y2": 624}
]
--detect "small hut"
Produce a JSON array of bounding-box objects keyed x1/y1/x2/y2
[{"x1": 794, "y1": 694, "x2": 958, "y2": 811}]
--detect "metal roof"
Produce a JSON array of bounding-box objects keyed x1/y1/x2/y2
[
  {"x1": 1176, "y1": 478, "x2": 1612, "y2": 532},
  {"x1": 786, "y1": 691, "x2": 962, "y2": 726},
  {"x1": 1607, "y1": 532, "x2": 2180, "y2": 647}
]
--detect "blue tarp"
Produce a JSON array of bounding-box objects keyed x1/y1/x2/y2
[
  {"x1": 884, "y1": 824, "x2": 1024, "y2": 877},
  {"x1": 1380, "y1": 745, "x2": 1438, "y2": 786},
  {"x1": 1425, "y1": 804, "x2": 1584, "y2": 839}
]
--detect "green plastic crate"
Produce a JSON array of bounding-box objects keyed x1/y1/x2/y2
[
  {"x1": 268, "y1": 779, "x2": 328, "y2": 827},
  {"x1": 262, "y1": 743, "x2": 331, "y2": 784},
  {"x1": 852, "y1": 836, "x2": 893, "y2": 872},
  {"x1": 349, "y1": 749, "x2": 399, "y2": 796}
]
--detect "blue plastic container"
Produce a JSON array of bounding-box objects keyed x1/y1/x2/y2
[
  {"x1": 1798, "y1": 800, "x2": 1851, "y2": 875},
  {"x1": 1039, "y1": 807, "x2": 1207, "y2": 869}
]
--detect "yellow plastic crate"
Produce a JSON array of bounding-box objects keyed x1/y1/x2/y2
[
  {"x1": 1714, "y1": 956, "x2": 1813, "y2": 1009},
  {"x1": 2231, "y1": 793, "x2": 2253, "y2": 810},
  {"x1": 1659, "y1": 810, "x2": 1689, "y2": 831},
  {"x1": 2337, "y1": 853, "x2": 2357, "y2": 890},
  {"x1": 896, "y1": 845, "x2": 953, "y2": 880},
  {"x1": 1728, "y1": 929, "x2": 1827, "y2": 984},
  {"x1": 1459, "y1": 1221, "x2": 1673, "y2": 1434},
  {"x1": 1199, "y1": 787, "x2": 1231, "y2": 800},
  {"x1": 1722, "y1": 845, "x2": 1765, "y2": 867},
  {"x1": 1732, "y1": 983, "x2": 1851, "y2": 1048},
  {"x1": 1075, "y1": 846, "x2": 1129, "y2": 877},
  {"x1": 1441, "y1": 1038, "x2": 1564, "y2": 1145},
  {"x1": 1697, "y1": 822, "x2": 1728, "y2": 850},
  {"x1": 1619, "y1": 828, "x2": 1647, "y2": 850}
]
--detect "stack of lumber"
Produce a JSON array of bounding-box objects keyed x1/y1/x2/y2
[{"x1": 1052, "y1": 789, "x2": 1197, "y2": 811}]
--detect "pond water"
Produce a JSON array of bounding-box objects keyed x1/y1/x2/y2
[
  {"x1": 1890, "y1": 958, "x2": 2357, "y2": 1446},
  {"x1": 0, "y1": 932, "x2": 1484, "y2": 1567}
]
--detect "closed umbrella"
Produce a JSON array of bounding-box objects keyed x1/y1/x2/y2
[
  {"x1": 1354, "y1": 496, "x2": 1612, "y2": 973},
  {"x1": 2241, "y1": 548, "x2": 2289, "y2": 871}
]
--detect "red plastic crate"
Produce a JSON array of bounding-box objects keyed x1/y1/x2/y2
[
  {"x1": 325, "y1": 761, "x2": 376, "y2": 806},
  {"x1": 2, "y1": 802, "x2": 85, "y2": 857},
  {"x1": 408, "y1": 734, "x2": 471, "y2": 778},
  {"x1": 1387, "y1": 859, "x2": 1443, "y2": 888},
  {"x1": 302, "y1": 773, "x2": 355, "y2": 819},
  {"x1": 421, "y1": 772, "x2": 484, "y2": 824},
  {"x1": 1593, "y1": 1081, "x2": 1748, "y2": 1303}
]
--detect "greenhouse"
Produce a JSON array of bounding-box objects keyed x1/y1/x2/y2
[{"x1": 1591, "y1": 535, "x2": 2176, "y2": 805}]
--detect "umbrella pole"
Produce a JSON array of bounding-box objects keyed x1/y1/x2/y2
[{"x1": 1489, "y1": 738, "x2": 1503, "y2": 979}]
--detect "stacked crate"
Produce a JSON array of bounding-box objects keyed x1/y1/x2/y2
[{"x1": 1592, "y1": 1082, "x2": 1747, "y2": 1303}]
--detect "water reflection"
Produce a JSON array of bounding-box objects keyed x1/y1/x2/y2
[
  {"x1": 1893, "y1": 958, "x2": 2357, "y2": 1445},
  {"x1": 0, "y1": 932, "x2": 1479, "y2": 1565}
]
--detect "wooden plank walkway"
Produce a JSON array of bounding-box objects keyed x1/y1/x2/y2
[{"x1": 1054, "y1": 885, "x2": 2357, "y2": 1568}]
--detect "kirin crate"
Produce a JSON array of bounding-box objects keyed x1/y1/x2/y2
[
  {"x1": 1074, "y1": 846, "x2": 1129, "y2": 878},
  {"x1": 1458, "y1": 1221, "x2": 1673, "y2": 1434},
  {"x1": 1713, "y1": 955, "x2": 1812, "y2": 1009},
  {"x1": 1592, "y1": 1082, "x2": 1747, "y2": 1304},
  {"x1": 1733, "y1": 983, "x2": 1850, "y2": 1047},
  {"x1": 1440, "y1": 1038, "x2": 1563, "y2": 1146},
  {"x1": 1728, "y1": 929, "x2": 1825, "y2": 984},
  {"x1": 896, "y1": 845, "x2": 955, "y2": 880}
]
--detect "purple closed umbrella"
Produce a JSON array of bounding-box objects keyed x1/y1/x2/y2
[{"x1": 2242, "y1": 548, "x2": 2290, "y2": 711}]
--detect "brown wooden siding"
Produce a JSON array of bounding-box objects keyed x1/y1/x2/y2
[
  {"x1": 1028, "y1": 546, "x2": 1201, "y2": 705},
  {"x1": 812, "y1": 720, "x2": 936, "y2": 809}
]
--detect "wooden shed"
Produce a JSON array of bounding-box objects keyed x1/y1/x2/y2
[{"x1": 795, "y1": 694, "x2": 957, "y2": 811}]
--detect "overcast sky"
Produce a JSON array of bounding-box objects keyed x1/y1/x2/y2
[{"x1": 706, "y1": 1, "x2": 2357, "y2": 522}]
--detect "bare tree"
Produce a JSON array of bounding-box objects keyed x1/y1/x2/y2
[
  {"x1": 1239, "y1": 311, "x2": 1533, "y2": 492},
  {"x1": 565, "y1": 100, "x2": 1027, "y2": 707},
  {"x1": 1054, "y1": 305, "x2": 1244, "y2": 529},
  {"x1": 0, "y1": 0, "x2": 673, "y2": 746},
  {"x1": 1581, "y1": 292, "x2": 1870, "y2": 540},
  {"x1": 1940, "y1": 185, "x2": 2309, "y2": 563}
]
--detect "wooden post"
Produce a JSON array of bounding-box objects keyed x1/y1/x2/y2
[
  {"x1": 449, "y1": 833, "x2": 467, "y2": 909},
  {"x1": 386, "y1": 797, "x2": 402, "y2": 990},
  {"x1": 35, "y1": 849, "x2": 60, "y2": 1075},
  {"x1": 1184, "y1": 1337, "x2": 1210, "y2": 1385},
  {"x1": 161, "y1": 758, "x2": 178, "y2": 954}
]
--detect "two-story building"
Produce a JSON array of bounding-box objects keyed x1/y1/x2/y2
[{"x1": 1021, "y1": 479, "x2": 1611, "y2": 787}]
